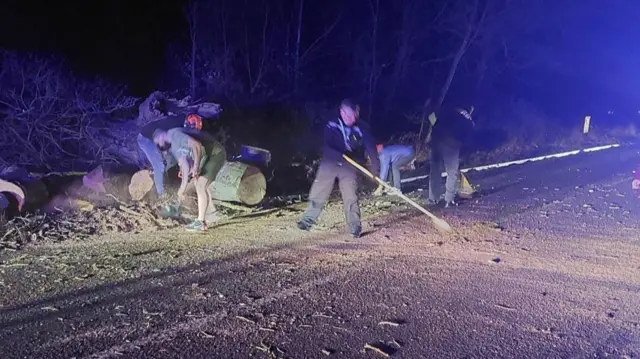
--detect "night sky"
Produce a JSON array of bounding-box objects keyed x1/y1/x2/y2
[
  {"x1": 0, "y1": 0, "x2": 186, "y2": 95},
  {"x1": 2, "y1": 0, "x2": 640, "y2": 111}
]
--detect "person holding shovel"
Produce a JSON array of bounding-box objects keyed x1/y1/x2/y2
[
  {"x1": 153, "y1": 128, "x2": 226, "y2": 232},
  {"x1": 297, "y1": 99, "x2": 379, "y2": 238},
  {"x1": 425, "y1": 104, "x2": 475, "y2": 208}
]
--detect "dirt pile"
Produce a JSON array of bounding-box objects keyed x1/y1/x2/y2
[{"x1": 0, "y1": 202, "x2": 181, "y2": 250}]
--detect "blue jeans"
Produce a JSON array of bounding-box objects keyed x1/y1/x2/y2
[{"x1": 137, "y1": 134, "x2": 176, "y2": 196}]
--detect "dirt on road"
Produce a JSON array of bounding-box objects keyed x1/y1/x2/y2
[{"x1": 1, "y1": 147, "x2": 639, "y2": 359}]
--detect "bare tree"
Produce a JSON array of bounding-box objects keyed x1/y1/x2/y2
[
  {"x1": 185, "y1": 0, "x2": 199, "y2": 99},
  {"x1": 433, "y1": 0, "x2": 491, "y2": 109},
  {"x1": 239, "y1": 0, "x2": 274, "y2": 98},
  {"x1": 293, "y1": 0, "x2": 305, "y2": 94},
  {"x1": 0, "y1": 51, "x2": 138, "y2": 170},
  {"x1": 384, "y1": 0, "x2": 420, "y2": 113},
  {"x1": 354, "y1": 0, "x2": 383, "y2": 120},
  {"x1": 287, "y1": 0, "x2": 341, "y2": 95}
]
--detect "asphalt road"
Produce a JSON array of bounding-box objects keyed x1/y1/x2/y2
[{"x1": 1, "y1": 145, "x2": 639, "y2": 359}]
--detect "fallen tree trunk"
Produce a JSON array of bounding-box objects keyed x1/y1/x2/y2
[
  {"x1": 130, "y1": 162, "x2": 267, "y2": 206},
  {"x1": 0, "y1": 193, "x2": 11, "y2": 226},
  {"x1": 82, "y1": 165, "x2": 140, "y2": 203},
  {"x1": 0, "y1": 173, "x2": 49, "y2": 214}
]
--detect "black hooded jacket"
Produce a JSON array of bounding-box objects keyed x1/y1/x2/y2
[
  {"x1": 321, "y1": 118, "x2": 380, "y2": 174},
  {"x1": 430, "y1": 107, "x2": 475, "y2": 146}
]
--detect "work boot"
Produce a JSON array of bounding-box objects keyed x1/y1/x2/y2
[
  {"x1": 444, "y1": 200, "x2": 458, "y2": 208},
  {"x1": 186, "y1": 219, "x2": 207, "y2": 232},
  {"x1": 297, "y1": 219, "x2": 313, "y2": 231},
  {"x1": 351, "y1": 226, "x2": 362, "y2": 239}
]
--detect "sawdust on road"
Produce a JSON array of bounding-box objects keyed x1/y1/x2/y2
[{"x1": 1, "y1": 147, "x2": 640, "y2": 358}]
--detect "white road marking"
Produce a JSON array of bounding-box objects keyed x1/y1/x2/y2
[{"x1": 401, "y1": 143, "x2": 621, "y2": 184}]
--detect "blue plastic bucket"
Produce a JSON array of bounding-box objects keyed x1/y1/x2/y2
[{"x1": 239, "y1": 145, "x2": 271, "y2": 167}]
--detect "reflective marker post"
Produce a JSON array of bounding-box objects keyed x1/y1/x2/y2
[{"x1": 583, "y1": 115, "x2": 591, "y2": 134}]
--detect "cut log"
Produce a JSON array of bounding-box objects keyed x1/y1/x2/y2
[
  {"x1": 0, "y1": 175, "x2": 49, "y2": 214},
  {"x1": 82, "y1": 165, "x2": 138, "y2": 203},
  {"x1": 210, "y1": 162, "x2": 266, "y2": 206},
  {"x1": 0, "y1": 179, "x2": 26, "y2": 211},
  {"x1": 133, "y1": 162, "x2": 266, "y2": 207},
  {"x1": 0, "y1": 193, "x2": 10, "y2": 226},
  {"x1": 129, "y1": 169, "x2": 155, "y2": 201}
]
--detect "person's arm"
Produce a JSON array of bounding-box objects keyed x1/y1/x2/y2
[
  {"x1": 361, "y1": 126, "x2": 380, "y2": 174},
  {"x1": 176, "y1": 156, "x2": 190, "y2": 201},
  {"x1": 379, "y1": 151, "x2": 390, "y2": 182},
  {"x1": 187, "y1": 137, "x2": 204, "y2": 178},
  {"x1": 323, "y1": 122, "x2": 349, "y2": 153},
  {"x1": 162, "y1": 151, "x2": 177, "y2": 171}
]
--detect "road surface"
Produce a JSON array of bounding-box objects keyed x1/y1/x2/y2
[{"x1": 1, "y1": 145, "x2": 639, "y2": 359}]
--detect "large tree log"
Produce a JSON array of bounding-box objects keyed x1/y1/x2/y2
[
  {"x1": 82, "y1": 165, "x2": 142, "y2": 203},
  {"x1": 0, "y1": 166, "x2": 49, "y2": 213},
  {"x1": 0, "y1": 193, "x2": 13, "y2": 226},
  {"x1": 210, "y1": 162, "x2": 266, "y2": 206},
  {"x1": 128, "y1": 169, "x2": 155, "y2": 201},
  {"x1": 129, "y1": 162, "x2": 267, "y2": 206}
]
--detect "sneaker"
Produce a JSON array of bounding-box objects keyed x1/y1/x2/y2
[
  {"x1": 297, "y1": 220, "x2": 312, "y2": 231},
  {"x1": 426, "y1": 198, "x2": 440, "y2": 206},
  {"x1": 444, "y1": 200, "x2": 458, "y2": 208},
  {"x1": 351, "y1": 226, "x2": 362, "y2": 238},
  {"x1": 186, "y1": 220, "x2": 207, "y2": 232}
]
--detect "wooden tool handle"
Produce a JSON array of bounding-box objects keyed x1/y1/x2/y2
[{"x1": 341, "y1": 154, "x2": 451, "y2": 231}]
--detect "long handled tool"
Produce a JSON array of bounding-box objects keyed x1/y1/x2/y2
[{"x1": 342, "y1": 154, "x2": 452, "y2": 232}]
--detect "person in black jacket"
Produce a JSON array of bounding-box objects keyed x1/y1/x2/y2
[
  {"x1": 297, "y1": 99, "x2": 380, "y2": 238},
  {"x1": 426, "y1": 105, "x2": 475, "y2": 207}
]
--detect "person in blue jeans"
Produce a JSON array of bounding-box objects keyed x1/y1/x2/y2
[{"x1": 373, "y1": 144, "x2": 416, "y2": 195}]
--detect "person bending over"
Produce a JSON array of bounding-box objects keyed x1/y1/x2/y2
[{"x1": 153, "y1": 128, "x2": 226, "y2": 231}]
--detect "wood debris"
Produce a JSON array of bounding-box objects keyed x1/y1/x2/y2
[
  {"x1": 235, "y1": 315, "x2": 256, "y2": 324},
  {"x1": 378, "y1": 321, "x2": 401, "y2": 327},
  {"x1": 0, "y1": 202, "x2": 181, "y2": 250},
  {"x1": 199, "y1": 330, "x2": 216, "y2": 338},
  {"x1": 364, "y1": 343, "x2": 391, "y2": 357}
]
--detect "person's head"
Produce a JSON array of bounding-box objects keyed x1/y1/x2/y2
[
  {"x1": 339, "y1": 99, "x2": 360, "y2": 127},
  {"x1": 152, "y1": 129, "x2": 171, "y2": 151},
  {"x1": 376, "y1": 144, "x2": 384, "y2": 153},
  {"x1": 185, "y1": 113, "x2": 203, "y2": 130}
]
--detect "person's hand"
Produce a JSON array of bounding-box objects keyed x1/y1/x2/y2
[
  {"x1": 189, "y1": 167, "x2": 199, "y2": 180},
  {"x1": 372, "y1": 185, "x2": 384, "y2": 197}
]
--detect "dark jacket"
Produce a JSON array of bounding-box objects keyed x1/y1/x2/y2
[
  {"x1": 321, "y1": 118, "x2": 380, "y2": 174},
  {"x1": 430, "y1": 107, "x2": 475, "y2": 146}
]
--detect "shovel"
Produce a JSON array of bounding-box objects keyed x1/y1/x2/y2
[{"x1": 342, "y1": 154, "x2": 453, "y2": 232}]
